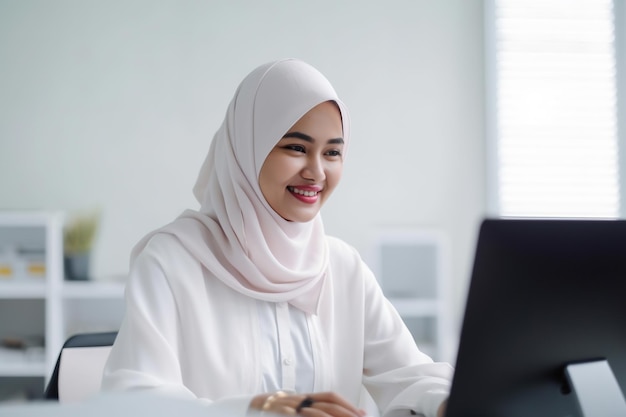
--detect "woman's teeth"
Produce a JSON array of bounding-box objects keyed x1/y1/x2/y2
[{"x1": 288, "y1": 187, "x2": 318, "y2": 197}]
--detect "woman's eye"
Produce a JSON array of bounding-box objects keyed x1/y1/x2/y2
[
  {"x1": 326, "y1": 149, "x2": 342, "y2": 157},
  {"x1": 284, "y1": 144, "x2": 306, "y2": 153}
]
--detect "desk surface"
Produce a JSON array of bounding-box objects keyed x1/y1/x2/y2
[{"x1": 0, "y1": 393, "x2": 245, "y2": 417}]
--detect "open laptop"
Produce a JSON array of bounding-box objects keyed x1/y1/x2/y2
[{"x1": 445, "y1": 218, "x2": 626, "y2": 417}]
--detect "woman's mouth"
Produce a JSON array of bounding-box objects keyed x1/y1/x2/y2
[{"x1": 287, "y1": 186, "x2": 320, "y2": 203}]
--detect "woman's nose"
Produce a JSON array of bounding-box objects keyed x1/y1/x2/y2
[{"x1": 301, "y1": 156, "x2": 325, "y2": 182}]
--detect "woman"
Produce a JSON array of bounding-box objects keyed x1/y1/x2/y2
[{"x1": 102, "y1": 59, "x2": 453, "y2": 417}]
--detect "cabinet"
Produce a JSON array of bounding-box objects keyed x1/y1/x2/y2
[
  {"x1": 0, "y1": 211, "x2": 125, "y2": 402},
  {"x1": 370, "y1": 229, "x2": 454, "y2": 363}
]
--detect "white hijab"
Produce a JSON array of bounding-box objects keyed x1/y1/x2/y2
[{"x1": 131, "y1": 59, "x2": 350, "y2": 314}]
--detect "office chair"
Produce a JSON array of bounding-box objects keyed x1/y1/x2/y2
[{"x1": 44, "y1": 331, "x2": 118, "y2": 403}]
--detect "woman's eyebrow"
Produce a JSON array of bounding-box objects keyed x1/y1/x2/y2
[{"x1": 282, "y1": 131, "x2": 344, "y2": 144}]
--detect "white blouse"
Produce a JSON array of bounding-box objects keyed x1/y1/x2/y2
[
  {"x1": 257, "y1": 301, "x2": 315, "y2": 394},
  {"x1": 101, "y1": 235, "x2": 453, "y2": 417}
]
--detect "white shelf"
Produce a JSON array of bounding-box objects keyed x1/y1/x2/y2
[
  {"x1": 0, "y1": 211, "x2": 62, "y2": 227},
  {"x1": 62, "y1": 281, "x2": 125, "y2": 299},
  {"x1": 0, "y1": 282, "x2": 46, "y2": 299},
  {"x1": 388, "y1": 298, "x2": 440, "y2": 317},
  {"x1": 371, "y1": 228, "x2": 453, "y2": 362},
  {"x1": 0, "y1": 211, "x2": 125, "y2": 401},
  {"x1": 0, "y1": 347, "x2": 46, "y2": 377}
]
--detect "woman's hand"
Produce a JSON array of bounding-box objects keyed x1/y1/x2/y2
[
  {"x1": 436, "y1": 400, "x2": 447, "y2": 417},
  {"x1": 250, "y1": 391, "x2": 367, "y2": 416}
]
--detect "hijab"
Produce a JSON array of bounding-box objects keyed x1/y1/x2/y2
[{"x1": 131, "y1": 59, "x2": 350, "y2": 314}]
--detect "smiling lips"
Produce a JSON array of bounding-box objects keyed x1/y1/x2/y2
[{"x1": 287, "y1": 186, "x2": 321, "y2": 204}]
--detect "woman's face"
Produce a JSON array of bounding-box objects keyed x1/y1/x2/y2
[{"x1": 259, "y1": 101, "x2": 344, "y2": 222}]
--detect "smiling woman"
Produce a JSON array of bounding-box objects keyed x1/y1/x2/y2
[
  {"x1": 259, "y1": 101, "x2": 345, "y2": 223},
  {"x1": 100, "y1": 59, "x2": 452, "y2": 417}
]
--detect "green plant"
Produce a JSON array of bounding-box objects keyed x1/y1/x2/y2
[{"x1": 64, "y1": 212, "x2": 99, "y2": 255}]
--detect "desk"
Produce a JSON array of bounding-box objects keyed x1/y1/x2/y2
[{"x1": 0, "y1": 392, "x2": 248, "y2": 417}]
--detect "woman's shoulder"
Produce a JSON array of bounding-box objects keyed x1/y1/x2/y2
[
  {"x1": 326, "y1": 235, "x2": 359, "y2": 256},
  {"x1": 129, "y1": 230, "x2": 210, "y2": 295},
  {"x1": 325, "y1": 235, "x2": 368, "y2": 273},
  {"x1": 133, "y1": 230, "x2": 197, "y2": 269},
  {"x1": 324, "y1": 236, "x2": 379, "y2": 301},
  {"x1": 142, "y1": 231, "x2": 185, "y2": 252}
]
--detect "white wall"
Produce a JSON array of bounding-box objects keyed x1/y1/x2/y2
[{"x1": 0, "y1": 1, "x2": 486, "y2": 331}]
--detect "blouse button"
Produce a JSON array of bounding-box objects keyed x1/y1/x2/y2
[{"x1": 283, "y1": 357, "x2": 293, "y2": 366}]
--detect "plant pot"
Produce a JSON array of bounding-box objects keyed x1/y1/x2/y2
[{"x1": 64, "y1": 253, "x2": 90, "y2": 281}]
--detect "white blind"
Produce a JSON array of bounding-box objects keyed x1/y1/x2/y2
[{"x1": 494, "y1": 0, "x2": 620, "y2": 217}]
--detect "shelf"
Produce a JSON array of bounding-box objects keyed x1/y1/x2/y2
[
  {"x1": 0, "y1": 211, "x2": 63, "y2": 227},
  {"x1": 0, "y1": 282, "x2": 46, "y2": 299},
  {"x1": 61, "y1": 281, "x2": 125, "y2": 299},
  {"x1": 0, "y1": 211, "x2": 77, "y2": 398},
  {"x1": 0, "y1": 347, "x2": 46, "y2": 377},
  {"x1": 388, "y1": 297, "x2": 440, "y2": 317}
]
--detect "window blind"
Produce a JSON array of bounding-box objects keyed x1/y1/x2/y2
[{"x1": 493, "y1": 0, "x2": 620, "y2": 218}]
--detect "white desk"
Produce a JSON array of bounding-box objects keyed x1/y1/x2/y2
[{"x1": 0, "y1": 393, "x2": 248, "y2": 417}]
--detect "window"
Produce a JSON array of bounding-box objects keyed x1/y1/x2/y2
[{"x1": 486, "y1": 0, "x2": 623, "y2": 218}]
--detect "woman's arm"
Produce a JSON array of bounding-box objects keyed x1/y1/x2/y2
[{"x1": 359, "y1": 260, "x2": 453, "y2": 417}]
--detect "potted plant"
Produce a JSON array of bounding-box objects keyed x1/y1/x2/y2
[{"x1": 63, "y1": 211, "x2": 99, "y2": 281}]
